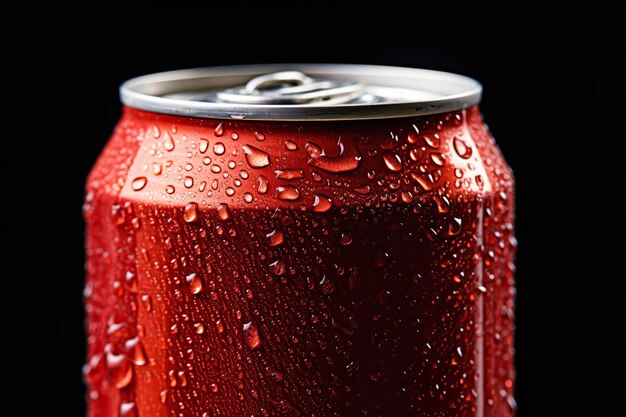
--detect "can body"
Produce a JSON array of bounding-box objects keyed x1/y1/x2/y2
[{"x1": 84, "y1": 106, "x2": 516, "y2": 416}]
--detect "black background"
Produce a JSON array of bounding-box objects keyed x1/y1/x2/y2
[{"x1": 1, "y1": 3, "x2": 622, "y2": 417}]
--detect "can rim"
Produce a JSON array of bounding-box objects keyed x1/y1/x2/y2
[{"x1": 120, "y1": 64, "x2": 482, "y2": 121}]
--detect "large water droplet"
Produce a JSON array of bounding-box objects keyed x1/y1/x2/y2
[
  {"x1": 285, "y1": 140, "x2": 298, "y2": 151},
  {"x1": 183, "y1": 202, "x2": 199, "y2": 223},
  {"x1": 184, "y1": 176, "x2": 194, "y2": 188},
  {"x1": 411, "y1": 173, "x2": 434, "y2": 191},
  {"x1": 306, "y1": 139, "x2": 361, "y2": 173},
  {"x1": 312, "y1": 194, "x2": 333, "y2": 212},
  {"x1": 243, "y1": 321, "x2": 261, "y2": 350},
  {"x1": 276, "y1": 186, "x2": 300, "y2": 201},
  {"x1": 119, "y1": 402, "x2": 137, "y2": 417},
  {"x1": 213, "y1": 142, "x2": 225, "y2": 155},
  {"x1": 217, "y1": 203, "x2": 231, "y2": 220},
  {"x1": 269, "y1": 259, "x2": 286, "y2": 276},
  {"x1": 163, "y1": 132, "x2": 175, "y2": 151},
  {"x1": 275, "y1": 169, "x2": 304, "y2": 180},
  {"x1": 83, "y1": 353, "x2": 104, "y2": 385},
  {"x1": 430, "y1": 153, "x2": 446, "y2": 166},
  {"x1": 125, "y1": 336, "x2": 148, "y2": 366},
  {"x1": 186, "y1": 273, "x2": 203, "y2": 294},
  {"x1": 409, "y1": 148, "x2": 423, "y2": 162},
  {"x1": 453, "y1": 137, "x2": 473, "y2": 159},
  {"x1": 242, "y1": 145, "x2": 270, "y2": 168},
  {"x1": 383, "y1": 153, "x2": 403, "y2": 172},
  {"x1": 199, "y1": 139, "x2": 209, "y2": 153},
  {"x1": 257, "y1": 175, "x2": 269, "y2": 194},
  {"x1": 424, "y1": 135, "x2": 440, "y2": 148},
  {"x1": 266, "y1": 229, "x2": 285, "y2": 246},
  {"x1": 131, "y1": 177, "x2": 147, "y2": 191},
  {"x1": 106, "y1": 346, "x2": 133, "y2": 389},
  {"x1": 433, "y1": 195, "x2": 450, "y2": 213}
]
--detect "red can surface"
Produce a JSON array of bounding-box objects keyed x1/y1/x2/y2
[{"x1": 83, "y1": 65, "x2": 516, "y2": 417}]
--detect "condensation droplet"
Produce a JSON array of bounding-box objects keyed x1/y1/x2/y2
[
  {"x1": 339, "y1": 232, "x2": 352, "y2": 246},
  {"x1": 354, "y1": 185, "x2": 371, "y2": 194},
  {"x1": 276, "y1": 186, "x2": 300, "y2": 201},
  {"x1": 424, "y1": 135, "x2": 440, "y2": 148},
  {"x1": 285, "y1": 140, "x2": 297, "y2": 151},
  {"x1": 153, "y1": 163, "x2": 162, "y2": 175},
  {"x1": 165, "y1": 185, "x2": 175, "y2": 194},
  {"x1": 257, "y1": 176, "x2": 268, "y2": 194},
  {"x1": 401, "y1": 190, "x2": 413, "y2": 203},
  {"x1": 312, "y1": 194, "x2": 333, "y2": 212},
  {"x1": 213, "y1": 142, "x2": 225, "y2": 155},
  {"x1": 106, "y1": 347, "x2": 133, "y2": 389},
  {"x1": 409, "y1": 148, "x2": 423, "y2": 162},
  {"x1": 186, "y1": 273, "x2": 203, "y2": 294},
  {"x1": 275, "y1": 169, "x2": 304, "y2": 180},
  {"x1": 119, "y1": 402, "x2": 137, "y2": 417},
  {"x1": 242, "y1": 145, "x2": 270, "y2": 168},
  {"x1": 448, "y1": 217, "x2": 463, "y2": 236},
  {"x1": 383, "y1": 153, "x2": 403, "y2": 172},
  {"x1": 306, "y1": 139, "x2": 361, "y2": 173},
  {"x1": 214, "y1": 122, "x2": 224, "y2": 137},
  {"x1": 243, "y1": 192, "x2": 253, "y2": 203},
  {"x1": 131, "y1": 177, "x2": 147, "y2": 191},
  {"x1": 183, "y1": 202, "x2": 199, "y2": 223},
  {"x1": 266, "y1": 229, "x2": 284, "y2": 246},
  {"x1": 194, "y1": 322, "x2": 204, "y2": 334},
  {"x1": 199, "y1": 139, "x2": 209, "y2": 153},
  {"x1": 433, "y1": 195, "x2": 450, "y2": 213},
  {"x1": 254, "y1": 131, "x2": 266, "y2": 141},
  {"x1": 269, "y1": 259, "x2": 286, "y2": 276},
  {"x1": 411, "y1": 173, "x2": 434, "y2": 191},
  {"x1": 184, "y1": 176, "x2": 194, "y2": 188},
  {"x1": 163, "y1": 132, "x2": 175, "y2": 151},
  {"x1": 430, "y1": 153, "x2": 445, "y2": 166},
  {"x1": 453, "y1": 137, "x2": 473, "y2": 159},
  {"x1": 124, "y1": 337, "x2": 148, "y2": 366},
  {"x1": 243, "y1": 321, "x2": 261, "y2": 350},
  {"x1": 217, "y1": 203, "x2": 231, "y2": 220}
]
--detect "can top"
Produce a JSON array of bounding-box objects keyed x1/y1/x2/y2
[{"x1": 120, "y1": 64, "x2": 482, "y2": 121}]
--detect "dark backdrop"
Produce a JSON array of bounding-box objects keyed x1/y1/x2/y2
[{"x1": 1, "y1": 3, "x2": 621, "y2": 417}]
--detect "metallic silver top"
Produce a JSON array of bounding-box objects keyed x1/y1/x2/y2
[{"x1": 120, "y1": 64, "x2": 482, "y2": 121}]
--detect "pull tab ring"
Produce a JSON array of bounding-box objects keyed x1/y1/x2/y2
[{"x1": 216, "y1": 70, "x2": 364, "y2": 105}]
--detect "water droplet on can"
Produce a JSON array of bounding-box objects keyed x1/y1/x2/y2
[
  {"x1": 186, "y1": 273, "x2": 203, "y2": 294},
  {"x1": 183, "y1": 202, "x2": 199, "y2": 223},
  {"x1": 276, "y1": 186, "x2": 301, "y2": 201},
  {"x1": 131, "y1": 177, "x2": 147, "y2": 191},
  {"x1": 312, "y1": 194, "x2": 333, "y2": 212},
  {"x1": 242, "y1": 145, "x2": 270, "y2": 168},
  {"x1": 243, "y1": 321, "x2": 261, "y2": 350},
  {"x1": 383, "y1": 153, "x2": 403, "y2": 172},
  {"x1": 266, "y1": 229, "x2": 285, "y2": 246}
]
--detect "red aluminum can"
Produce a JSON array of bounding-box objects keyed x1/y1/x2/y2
[{"x1": 83, "y1": 64, "x2": 516, "y2": 417}]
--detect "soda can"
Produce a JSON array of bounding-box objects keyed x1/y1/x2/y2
[{"x1": 83, "y1": 64, "x2": 516, "y2": 417}]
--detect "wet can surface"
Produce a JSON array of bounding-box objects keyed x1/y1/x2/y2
[{"x1": 83, "y1": 65, "x2": 516, "y2": 417}]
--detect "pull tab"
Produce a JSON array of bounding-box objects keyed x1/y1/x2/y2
[{"x1": 216, "y1": 71, "x2": 364, "y2": 105}]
